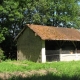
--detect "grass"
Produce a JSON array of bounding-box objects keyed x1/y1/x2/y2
[{"x1": 0, "y1": 60, "x2": 80, "y2": 80}]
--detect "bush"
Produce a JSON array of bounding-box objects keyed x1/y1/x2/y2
[{"x1": 0, "y1": 48, "x2": 5, "y2": 61}]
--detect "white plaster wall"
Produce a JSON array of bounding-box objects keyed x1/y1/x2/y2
[
  {"x1": 41, "y1": 40, "x2": 46, "y2": 63},
  {"x1": 60, "y1": 54, "x2": 80, "y2": 61},
  {"x1": 41, "y1": 48, "x2": 46, "y2": 63}
]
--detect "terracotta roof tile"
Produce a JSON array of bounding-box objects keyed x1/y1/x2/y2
[{"x1": 26, "y1": 24, "x2": 80, "y2": 41}]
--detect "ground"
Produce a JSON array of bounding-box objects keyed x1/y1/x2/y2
[
  {"x1": 0, "y1": 69, "x2": 56, "y2": 80},
  {"x1": 0, "y1": 61, "x2": 57, "y2": 80},
  {"x1": 0, "y1": 61, "x2": 80, "y2": 80}
]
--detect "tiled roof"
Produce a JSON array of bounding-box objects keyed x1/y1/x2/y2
[{"x1": 26, "y1": 24, "x2": 80, "y2": 41}]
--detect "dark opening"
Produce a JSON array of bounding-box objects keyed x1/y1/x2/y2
[
  {"x1": 45, "y1": 40, "x2": 60, "y2": 61},
  {"x1": 45, "y1": 40, "x2": 80, "y2": 62}
]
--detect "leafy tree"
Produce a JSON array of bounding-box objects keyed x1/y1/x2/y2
[
  {"x1": 1, "y1": 0, "x2": 79, "y2": 35},
  {"x1": 0, "y1": 27, "x2": 8, "y2": 43},
  {"x1": 19, "y1": 0, "x2": 79, "y2": 28}
]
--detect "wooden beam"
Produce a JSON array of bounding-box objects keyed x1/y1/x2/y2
[{"x1": 72, "y1": 41, "x2": 76, "y2": 48}]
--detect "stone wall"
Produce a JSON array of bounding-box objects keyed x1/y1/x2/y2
[{"x1": 17, "y1": 27, "x2": 42, "y2": 62}]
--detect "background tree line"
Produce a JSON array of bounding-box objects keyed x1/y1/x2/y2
[{"x1": 0, "y1": 0, "x2": 80, "y2": 59}]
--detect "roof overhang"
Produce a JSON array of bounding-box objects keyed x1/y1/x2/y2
[{"x1": 15, "y1": 24, "x2": 80, "y2": 42}]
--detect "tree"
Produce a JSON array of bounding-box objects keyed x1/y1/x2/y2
[
  {"x1": 0, "y1": 27, "x2": 8, "y2": 43},
  {"x1": 20, "y1": 0, "x2": 79, "y2": 28},
  {"x1": 1, "y1": 0, "x2": 79, "y2": 36}
]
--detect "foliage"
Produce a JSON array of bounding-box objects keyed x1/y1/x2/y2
[
  {"x1": 0, "y1": 0, "x2": 79, "y2": 37},
  {"x1": 21, "y1": 0, "x2": 80, "y2": 28},
  {"x1": 0, "y1": 48, "x2": 5, "y2": 61},
  {"x1": 0, "y1": 0, "x2": 79, "y2": 35},
  {"x1": 0, "y1": 27, "x2": 8, "y2": 43}
]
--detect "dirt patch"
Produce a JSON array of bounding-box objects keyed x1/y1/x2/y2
[
  {"x1": 8, "y1": 62, "x2": 28, "y2": 66},
  {"x1": 0, "y1": 68, "x2": 57, "y2": 79}
]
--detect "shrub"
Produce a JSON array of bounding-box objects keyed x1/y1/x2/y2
[{"x1": 0, "y1": 48, "x2": 5, "y2": 61}]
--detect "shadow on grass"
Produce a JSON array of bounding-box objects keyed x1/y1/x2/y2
[{"x1": 0, "y1": 73, "x2": 80, "y2": 80}]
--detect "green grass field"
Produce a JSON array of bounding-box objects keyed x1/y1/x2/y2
[{"x1": 0, "y1": 60, "x2": 80, "y2": 80}]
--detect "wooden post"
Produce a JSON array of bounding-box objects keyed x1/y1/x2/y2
[
  {"x1": 41, "y1": 40, "x2": 46, "y2": 63},
  {"x1": 75, "y1": 48, "x2": 77, "y2": 53},
  {"x1": 75, "y1": 48, "x2": 79, "y2": 61},
  {"x1": 59, "y1": 48, "x2": 62, "y2": 61}
]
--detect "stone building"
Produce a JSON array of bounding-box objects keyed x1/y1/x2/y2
[{"x1": 15, "y1": 24, "x2": 80, "y2": 63}]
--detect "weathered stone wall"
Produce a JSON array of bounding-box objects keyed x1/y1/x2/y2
[{"x1": 17, "y1": 27, "x2": 42, "y2": 62}]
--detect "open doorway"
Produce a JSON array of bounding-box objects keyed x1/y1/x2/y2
[{"x1": 45, "y1": 40, "x2": 60, "y2": 61}]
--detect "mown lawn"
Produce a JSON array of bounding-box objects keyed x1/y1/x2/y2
[{"x1": 0, "y1": 60, "x2": 80, "y2": 80}]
